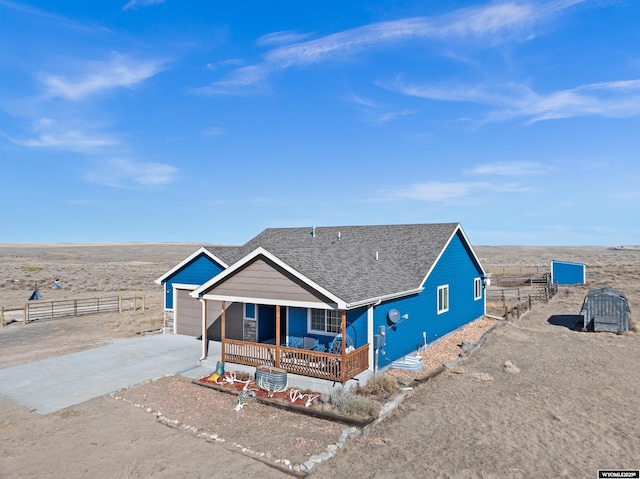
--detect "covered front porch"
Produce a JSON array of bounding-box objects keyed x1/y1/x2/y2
[
  {"x1": 193, "y1": 250, "x2": 372, "y2": 383},
  {"x1": 223, "y1": 339, "x2": 369, "y2": 383},
  {"x1": 208, "y1": 301, "x2": 370, "y2": 383}
]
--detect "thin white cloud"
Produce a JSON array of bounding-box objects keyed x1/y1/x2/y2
[
  {"x1": 345, "y1": 92, "x2": 418, "y2": 123},
  {"x1": 256, "y1": 31, "x2": 313, "y2": 47},
  {"x1": 10, "y1": 117, "x2": 118, "y2": 152},
  {"x1": 384, "y1": 78, "x2": 504, "y2": 105},
  {"x1": 122, "y1": 0, "x2": 165, "y2": 11},
  {"x1": 203, "y1": 126, "x2": 225, "y2": 137},
  {"x1": 493, "y1": 80, "x2": 640, "y2": 122},
  {"x1": 376, "y1": 109, "x2": 419, "y2": 123},
  {"x1": 40, "y1": 53, "x2": 166, "y2": 101},
  {"x1": 85, "y1": 158, "x2": 178, "y2": 187},
  {"x1": 198, "y1": 1, "x2": 584, "y2": 95},
  {"x1": 389, "y1": 181, "x2": 489, "y2": 202},
  {"x1": 8, "y1": 117, "x2": 118, "y2": 152},
  {"x1": 0, "y1": 0, "x2": 95, "y2": 31},
  {"x1": 13, "y1": 131, "x2": 116, "y2": 150},
  {"x1": 390, "y1": 77, "x2": 640, "y2": 123},
  {"x1": 376, "y1": 176, "x2": 538, "y2": 204},
  {"x1": 205, "y1": 59, "x2": 243, "y2": 71},
  {"x1": 469, "y1": 161, "x2": 548, "y2": 176},
  {"x1": 345, "y1": 93, "x2": 378, "y2": 109}
]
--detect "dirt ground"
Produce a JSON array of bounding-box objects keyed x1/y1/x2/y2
[{"x1": 1, "y1": 243, "x2": 639, "y2": 478}]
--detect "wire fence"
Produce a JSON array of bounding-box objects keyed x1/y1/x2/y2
[
  {"x1": 486, "y1": 281, "x2": 558, "y2": 320},
  {"x1": 1, "y1": 295, "x2": 146, "y2": 326}
]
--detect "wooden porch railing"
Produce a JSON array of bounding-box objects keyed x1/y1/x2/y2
[{"x1": 223, "y1": 339, "x2": 369, "y2": 383}]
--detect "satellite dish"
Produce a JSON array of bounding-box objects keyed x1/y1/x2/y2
[{"x1": 387, "y1": 309, "x2": 400, "y2": 324}]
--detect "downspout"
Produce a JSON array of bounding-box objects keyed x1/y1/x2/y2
[
  {"x1": 275, "y1": 305, "x2": 281, "y2": 368},
  {"x1": 221, "y1": 301, "x2": 226, "y2": 364},
  {"x1": 199, "y1": 298, "x2": 208, "y2": 360},
  {"x1": 341, "y1": 310, "x2": 346, "y2": 382},
  {"x1": 367, "y1": 299, "x2": 381, "y2": 373}
]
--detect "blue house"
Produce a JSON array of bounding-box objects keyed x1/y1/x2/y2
[
  {"x1": 158, "y1": 223, "x2": 487, "y2": 383},
  {"x1": 155, "y1": 247, "x2": 228, "y2": 336}
]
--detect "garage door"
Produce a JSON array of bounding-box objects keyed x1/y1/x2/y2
[
  {"x1": 175, "y1": 289, "x2": 201, "y2": 336},
  {"x1": 174, "y1": 289, "x2": 223, "y2": 339}
]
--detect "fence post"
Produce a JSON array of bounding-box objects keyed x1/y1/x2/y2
[
  {"x1": 24, "y1": 303, "x2": 27, "y2": 324},
  {"x1": 1, "y1": 306, "x2": 4, "y2": 327},
  {"x1": 119, "y1": 296, "x2": 122, "y2": 313},
  {"x1": 142, "y1": 296, "x2": 146, "y2": 313}
]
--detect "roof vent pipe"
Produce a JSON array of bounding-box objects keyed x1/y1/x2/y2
[
  {"x1": 338, "y1": 231, "x2": 341, "y2": 241},
  {"x1": 311, "y1": 226, "x2": 316, "y2": 238},
  {"x1": 375, "y1": 251, "x2": 379, "y2": 261}
]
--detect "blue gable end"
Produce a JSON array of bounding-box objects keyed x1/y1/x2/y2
[
  {"x1": 373, "y1": 230, "x2": 484, "y2": 366},
  {"x1": 163, "y1": 255, "x2": 225, "y2": 309}
]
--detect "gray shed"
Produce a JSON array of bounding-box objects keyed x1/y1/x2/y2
[{"x1": 580, "y1": 288, "x2": 631, "y2": 333}]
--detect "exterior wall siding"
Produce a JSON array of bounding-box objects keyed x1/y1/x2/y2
[
  {"x1": 373, "y1": 231, "x2": 485, "y2": 365},
  {"x1": 347, "y1": 307, "x2": 368, "y2": 349},
  {"x1": 205, "y1": 299, "x2": 222, "y2": 340},
  {"x1": 222, "y1": 302, "x2": 243, "y2": 341},
  {"x1": 164, "y1": 255, "x2": 224, "y2": 309},
  {"x1": 210, "y1": 258, "x2": 332, "y2": 305}
]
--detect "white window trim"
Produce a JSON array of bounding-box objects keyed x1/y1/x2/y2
[
  {"x1": 474, "y1": 278, "x2": 482, "y2": 301},
  {"x1": 243, "y1": 303, "x2": 257, "y2": 320},
  {"x1": 307, "y1": 308, "x2": 340, "y2": 336},
  {"x1": 437, "y1": 284, "x2": 449, "y2": 314}
]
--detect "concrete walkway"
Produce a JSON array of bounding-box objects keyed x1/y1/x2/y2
[{"x1": 0, "y1": 334, "x2": 218, "y2": 414}]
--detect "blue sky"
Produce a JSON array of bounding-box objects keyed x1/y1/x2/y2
[{"x1": 1, "y1": 0, "x2": 639, "y2": 246}]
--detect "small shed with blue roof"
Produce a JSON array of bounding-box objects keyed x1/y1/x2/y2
[{"x1": 551, "y1": 259, "x2": 586, "y2": 285}]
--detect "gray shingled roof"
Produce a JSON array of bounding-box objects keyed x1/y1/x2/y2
[{"x1": 206, "y1": 223, "x2": 464, "y2": 305}]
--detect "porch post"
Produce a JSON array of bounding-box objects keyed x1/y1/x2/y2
[
  {"x1": 200, "y1": 298, "x2": 208, "y2": 360},
  {"x1": 275, "y1": 305, "x2": 281, "y2": 368},
  {"x1": 221, "y1": 300, "x2": 226, "y2": 363},
  {"x1": 341, "y1": 309, "x2": 347, "y2": 382}
]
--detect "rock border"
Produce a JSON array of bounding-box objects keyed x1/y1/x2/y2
[{"x1": 110, "y1": 321, "x2": 506, "y2": 476}]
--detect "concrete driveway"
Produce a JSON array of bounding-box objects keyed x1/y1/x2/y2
[{"x1": 0, "y1": 334, "x2": 219, "y2": 414}]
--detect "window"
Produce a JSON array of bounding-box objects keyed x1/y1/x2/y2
[
  {"x1": 437, "y1": 285, "x2": 449, "y2": 314},
  {"x1": 244, "y1": 303, "x2": 256, "y2": 320},
  {"x1": 474, "y1": 278, "x2": 482, "y2": 301},
  {"x1": 309, "y1": 308, "x2": 340, "y2": 334}
]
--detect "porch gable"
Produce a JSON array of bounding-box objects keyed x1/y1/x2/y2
[{"x1": 200, "y1": 256, "x2": 338, "y2": 309}]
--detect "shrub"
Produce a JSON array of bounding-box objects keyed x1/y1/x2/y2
[
  {"x1": 338, "y1": 394, "x2": 380, "y2": 418},
  {"x1": 362, "y1": 373, "x2": 401, "y2": 397},
  {"x1": 320, "y1": 387, "x2": 381, "y2": 418}
]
